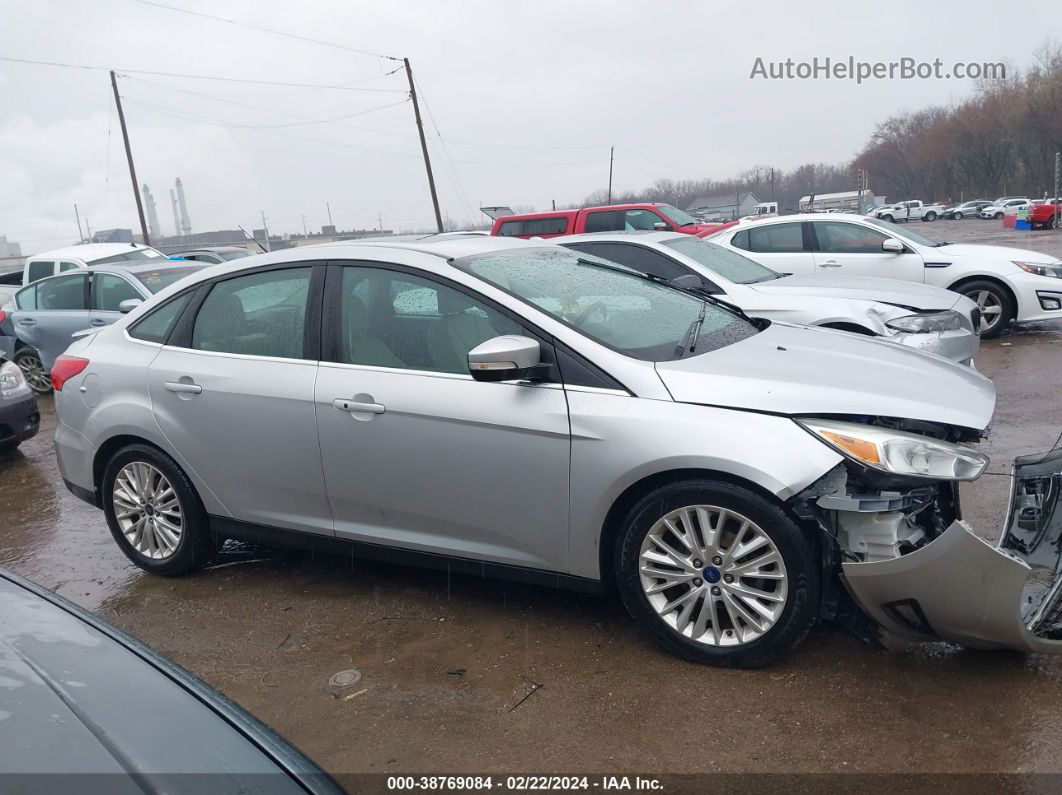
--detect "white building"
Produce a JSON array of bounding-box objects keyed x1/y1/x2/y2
[{"x1": 798, "y1": 190, "x2": 882, "y2": 212}]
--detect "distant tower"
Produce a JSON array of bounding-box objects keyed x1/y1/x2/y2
[
  {"x1": 174, "y1": 178, "x2": 192, "y2": 235},
  {"x1": 142, "y1": 184, "x2": 161, "y2": 239},
  {"x1": 170, "y1": 189, "x2": 181, "y2": 237}
]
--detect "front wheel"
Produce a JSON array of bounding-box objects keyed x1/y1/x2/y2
[
  {"x1": 615, "y1": 480, "x2": 820, "y2": 667},
  {"x1": 994, "y1": 212, "x2": 1004, "y2": 219},
  {"x1": 103, "y1": 444, "x2": 217, "y2": 575},
  {"x1": 953, "y1": 211, "x2": 964, "y2": 220},
  {"x1": 880, "y1": 214, "x2": 894, "y2": 223},
  {"x1": 13, "y1": 348, "x2": 51, "y2": 394},
  {"x1": 1047, "y1": 215, "x2": 1056, "y2": 230},
  {"x1": 956, "y1": 280, "x2": 1015, "y2": 339}
]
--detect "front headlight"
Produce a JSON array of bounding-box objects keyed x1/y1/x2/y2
[
  {"x1": 797, "y1": 418, "x2": 989, "y2": 481},
  {"x1": 1014, "y1": 261, "x2": 1062, "y2": 278},
  {"x1": 0, "y1": 360, "x2": 30, "y2": 399},
  {"x1": 885, "y1": 311, "x2": 963, "y2": 334}
]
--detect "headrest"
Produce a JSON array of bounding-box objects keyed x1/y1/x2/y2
[{"x1": 346, "y1": 294, "x2": 370, "y2": 335}]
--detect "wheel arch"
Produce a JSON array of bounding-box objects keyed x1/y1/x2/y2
[
  {"x1": 947, "y1": 274, "x2": 1018, "y2": 310},
  {"x1": 596, "y1": 467, "x2": 805, "y2": 596}
]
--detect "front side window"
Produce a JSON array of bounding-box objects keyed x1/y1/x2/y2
[
  {"x1": 733, "y1": 223, "x2": 804, "y2": 253},
  {"x1": 192, "y1": 268, "x2": 311, "y2": 358},
  {"x1": 814, "y1": 222, "x2": 889, "y2": 254},
  {"x1": 662, "y1": 237, "x2": 780, "y2": 284},
  {"x1": 26, "y1": 261, "x2": 52, "y2": 284},
  {"x1": 454, "y1": 248, "x2": 757, "y2": 361},
  {"x1": 624, "y1": 209, "x2": 667, "y2": 231},
  {"x1": 129, "y1": 293, "x2": 192, "y2": 343},
  {"x1": 337, "y1": 267, "x2": 521, "y2": 374},
  {"x1": 36, "y1": 274, "x2": 88, "y2": 310},
  {"x1": 864, "y1": 217, "x2": 939, "y2": 247},
  {"x1": 59, "y1": 261, "x2": 80, "y2": 272},
  {"x1": 93, "y1": 274, "x2": 142, "y2": 311}
]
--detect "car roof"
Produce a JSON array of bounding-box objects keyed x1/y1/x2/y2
[
  {"x1": 173, "y1": 246, "x2": 253, "y2": 255},
  {"x1": 28, "y1": 243, "x2": 159, "y2": 262}
]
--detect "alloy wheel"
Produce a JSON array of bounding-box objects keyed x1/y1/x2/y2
[
  {"x1": 15, "y1": 351, "x2": 50, "y2": 393},
  {"x1": 113, "y1": 462, "x2": 184, "y2": 559},
  {"x1": 972, "y1": 289, "x2": 1004, "y2": 333},
  {"x1": 638, "y1": 505, "x2": 788, "y2": 647}
]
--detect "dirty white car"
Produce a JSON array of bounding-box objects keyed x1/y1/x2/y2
[
  {"x1": 50, "y1": 237, "x2": 1062, "y2": 667},
  {"x1": 557, "y1": 232, "x2": 980, "y2": 366}
]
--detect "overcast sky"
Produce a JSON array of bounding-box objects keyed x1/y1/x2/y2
[{"x1": 1, "y1": 0, "x2": 1057, "y2": 250}]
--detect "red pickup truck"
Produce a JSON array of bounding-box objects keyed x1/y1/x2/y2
[
  {"x1": 490, "y1": 203, "x2": 732, "y2": 238},
  {"x1": 1029, "y1": 199, "x2": 1060, "y2": 229}
]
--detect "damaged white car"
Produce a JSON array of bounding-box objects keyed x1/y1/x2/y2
[{"x1": 52, "y1": 238, "x2": 1060, "y2": 668}]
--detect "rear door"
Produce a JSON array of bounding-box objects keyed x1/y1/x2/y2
[
  {"x1": 147, "y1": 263, "x2": 333, "y2": 535},
  {"x1": 809, "y1": 220, "x2": 926, "y2": 282},
  {"x1": 727, "y1": 221, "x2": 812, "y2": 274},
  {"x1": 12, "y1": 273, "x2": 91, "y2": 369},
  {"x1": 89, "y1": 272, "x2": 145, "y2": 329}
]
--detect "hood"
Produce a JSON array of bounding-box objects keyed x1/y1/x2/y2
[
  {"x1": 935, "y1": 243, "x2": 1059, "y2": 264},
  {"x1": 749, "y1": 274, "x2": 962, "y2": 310},
  {"x1": 655, "y1": 322, "x2": 995, "y2": 432}
]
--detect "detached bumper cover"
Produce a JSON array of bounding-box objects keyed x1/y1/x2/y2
[{"x1": 842, "y1": 449, "x2": 1062, "y2": 652}]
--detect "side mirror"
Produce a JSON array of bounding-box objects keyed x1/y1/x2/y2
[
  {"x1": 118, "y1": 298, "x2": 143, "y2": 314},
  {"x1": 468, "y1": 335, "x2": 543, "y2": 382},
  {"x1": 881, "y1": 238, "x2": 904, "y2": 254},
  {"x1": 653, "y1": 222, "x2": 670, "y2": 231}
]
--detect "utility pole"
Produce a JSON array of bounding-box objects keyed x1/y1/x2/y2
[
  {"x1": 260, "y1": 211, "x2": 271, "y2": 252},
  {"x1": 404, "y1": 58, "x2": 443, "y2": 233},
  {"x1": 1054, "y1": 152, "x2": 1060, "y2": 233},
  {"x1": 607, "y1": 146, "x2": 614, "y2": 204},
  {"x1": 110, "y1": 71, "x2": 150, "y2": 246},
  {"x1": 302, "y1": 214, "x2": 307, "y2": 237},
  {"x1": 326, "y1": 202, "x2": 334, "y2": 228},
  {"x1": 770, "y1": 168, "x2": 775, "y2": 203},
  {"x1": 74, "y1": 204, "x2": 84, "y2": 243},
  {"x1": 552, "y1": 199, "x2": 556, "y2": 211}
]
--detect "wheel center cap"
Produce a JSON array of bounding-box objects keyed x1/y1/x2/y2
[
  {"x1": 703, "y1": 566, "x2": 721, "y2": 584},
  {"x1": 144, "y1": 504, "x2": 155, "y2": 517}
]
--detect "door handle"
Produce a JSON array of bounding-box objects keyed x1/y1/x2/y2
[
  {"x1": 90, "y1": 319, "x2": 108, "y2": 326},
  {"x1": 818, "y1": 260, "x2": 842, "y2": 267},
  {"x1": 333, "y1": 398, "x2": 385, "y2": 414},
  {"x1": 17, "y1": 318, "x2": 35, "y2": 326},
  {"x1": 164, "y1": 381, "x2": 203, "y2": 395}
]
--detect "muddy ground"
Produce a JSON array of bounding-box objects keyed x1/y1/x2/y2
[{"x1": 2, "y1": 219, "x2": 1062, "y2": 776}]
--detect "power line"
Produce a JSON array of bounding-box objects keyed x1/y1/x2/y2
[
  {"x1": 0, "y1": 55, "x2": 405, "y2": 91},
  {"x1": 131, "y1": 0, "x2": 401, "y2": 61}
]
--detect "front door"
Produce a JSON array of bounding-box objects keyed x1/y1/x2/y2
[
  {"x1": 147, "y1": 264, "x2": 333, "y2": 535},
  {"x1": 809, "y1": 221, "x2": 926, "y2": 282},
  {"x1": 89, "y1": 272, "x2": 143, "y2": 329},
  {"x1": 314, "y1": 263, "x2": 571, "y2": 571}
]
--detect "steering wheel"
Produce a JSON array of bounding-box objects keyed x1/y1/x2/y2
[{"x1": 574, "y1": 301, "x2": 608, "y2": 327}]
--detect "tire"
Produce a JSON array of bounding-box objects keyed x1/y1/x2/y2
[
  {"x1": 953, "y1": 211, "x2": 964, "y2": 220},
  {"x1": 881, "y1": 214, "x2": 894, "y2": 223},
  {"x1": 924, "y1": 212, "x2": 937, "y2": 221},
  {"x1": 102, "y1": 444, "x2": 217, "y2": 576},
  {"x1": 1047, "y1": 215, "x2": 1056, "y2": 230},
  {"x1": 994, "y1": 212, "x2": 1004, "y2": 220},
  {"x1": 955, "y1": 279, "x2": 1015, "y2": 339},
  {"x1": 615, "y1": 479, "x2": 820, "y2": 668},
  {"x1": 13, "y1": 348, "x2": 51, "y2": 394}
]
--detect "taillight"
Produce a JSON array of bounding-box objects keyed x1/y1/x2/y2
[
  {"x1": 50, "y1": 355, "x2": 89, "y2": 392},
  {"x1": 0, "y1": 310, "x2": 6, "y2": 325}
]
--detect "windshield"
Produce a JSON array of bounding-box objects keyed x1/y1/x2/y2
[
  {"x1": 662, "y1": 237, "x2": 781, "y2": 284},
  {"x1": 89, "y1": 248, "x2": 167, "y2": 266},
  {"x1": 864, "y1": 217, "x2": 941, "y2": 247},
  {"x1": 454, "y1": 247, "x2": 758, "y2": 361},
  {"x1": 130, "y1": 266, "x2": 204, "y2": 294},
  {"x1": 657, "y1": 205, "x2": 699, "y2": 227}
]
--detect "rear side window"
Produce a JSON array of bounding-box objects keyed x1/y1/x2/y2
[
  {"x1": 15, "y1": 284, "x2": 37, "y2": 310},
  {"x1": 129, "y1": 293, "x2": 192, "y2": 343},
  {"x1": 497, "y1": 217, "x2": 569, "y2": 236},
  {"x1": 93, "y1": 273, "x2": 142, "y2": 311},
  {"x1": 191, "y1": 268, "x2": 311, "y2": 358},
  {"x1": 583, "y1": 211, "x2": 624, "y2": 233},
  {"x1": 36, "y1": 274, "x2": 88, "y2": 310},
  {"x1": 733, "y1": 223, "x2": 805, "y2": 253},
  {"x1": 26, "y1": 261, "x2": 52, "y2": 283}
]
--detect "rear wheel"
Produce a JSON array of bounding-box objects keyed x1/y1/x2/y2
[
  {"x1": 615, "y1": 480, "x2": 819, "y2": 667},
  {"x1": 14, "y1": 348, "x2": 51, "y2": 394},
  {"x1": 1047, "y1": 215, "x2": 1056, "y2": 230},
  {"x1": 955, "y1": 280, "x2": 1015, "y2": 339},
  {"x1": 102, "y1": 444, "x2": 216, "y2": 575},
  {"x1": 924, "y1": 211, "x2": 937, "y2": 221}
]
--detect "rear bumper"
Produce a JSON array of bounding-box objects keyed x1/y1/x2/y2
[
  {"x1": 842, "y1": 449, "x2": 1062, "y2": 652},
  {"x1": 0, "y1": 391, "x2": 39, "y2": 448}
]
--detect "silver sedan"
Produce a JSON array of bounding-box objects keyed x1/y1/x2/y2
[{"x1": 51, "y1": 237, "x2": 1062, "y2": 666}]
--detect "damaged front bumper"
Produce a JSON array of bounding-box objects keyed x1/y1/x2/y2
[{"x1": 838, "y1": 449, "x2": 1062, "y2": 652}]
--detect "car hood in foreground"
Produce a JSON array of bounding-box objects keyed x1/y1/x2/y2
[
  {"x1": 655, "y1": 322, "x2": 995, "y2": 432},
  {"x1": 748, "y1": 274, "x2": 963, "y2": 310},
  {"x1": 933, "y1": 243, "x2": 1060, "y2": 264}
]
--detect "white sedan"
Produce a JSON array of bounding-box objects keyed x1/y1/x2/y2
[
  {"x1": 705, "y1": 213, "x2": 1062, "y2": 337},
  {"x1": 556, "y1": 232, "x2": 980, "y2": 365}
]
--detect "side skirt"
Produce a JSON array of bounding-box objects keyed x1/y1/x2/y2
[{"x1": 209, "y1": 516, "x2": 604, "y2": 596}]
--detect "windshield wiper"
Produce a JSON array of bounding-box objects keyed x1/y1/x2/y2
[
  {"x1": 673, "y1": 301, "x2": 707, "y2": 359},
  {"x1": 932, "y1": 241, "x2": 953, "y2": 247}
]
